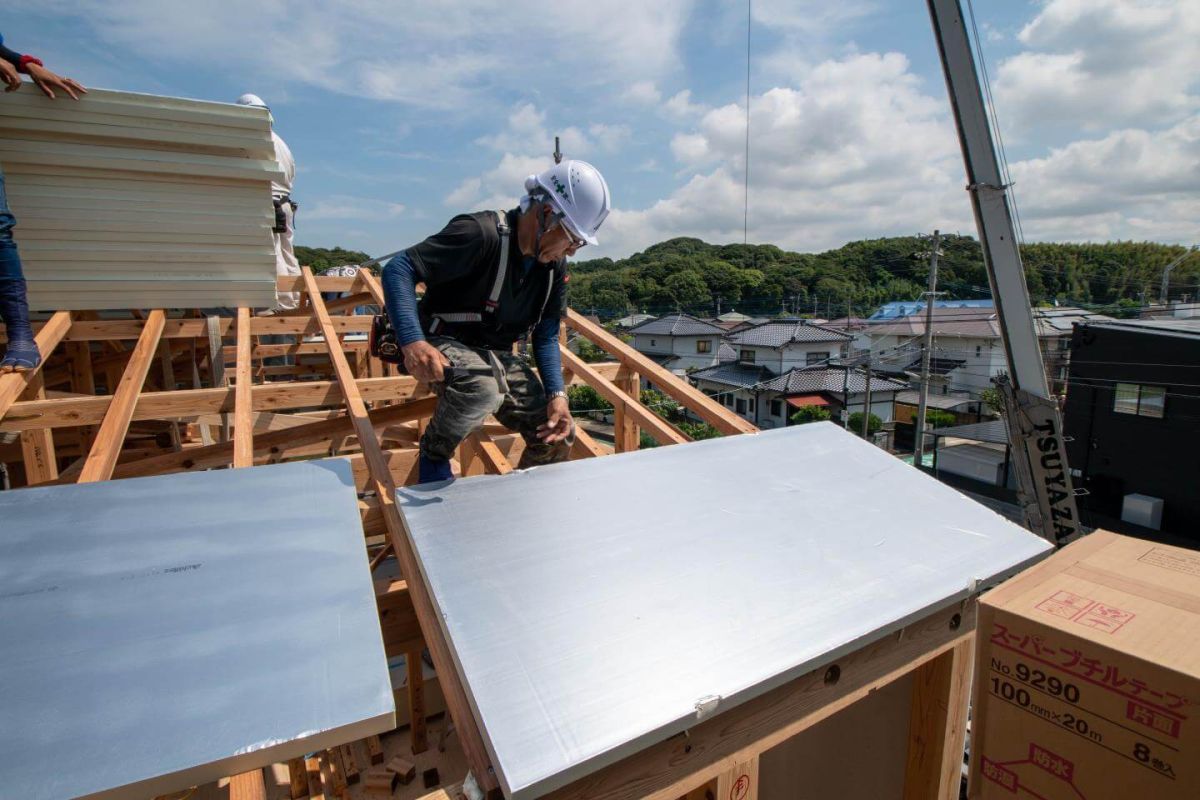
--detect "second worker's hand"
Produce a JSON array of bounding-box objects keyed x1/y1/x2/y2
[
  {"x1": 402, "y1": 340, "x2": 451, "y2": 384},
  {"x1": 0, "y1": 60, "x2": 20, "y2": 92},
  {"x1": 25, "y1": 62, "x2": 87, "y2": 100}
]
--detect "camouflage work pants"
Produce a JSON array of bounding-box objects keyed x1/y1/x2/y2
[{"x1": 421, "y1": 336, "x2": 574, "y2": 468}]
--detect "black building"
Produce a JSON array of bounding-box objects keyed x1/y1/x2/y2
[{"x1": 1063, "y1": 319, "x2": 1200, "y2": 544}]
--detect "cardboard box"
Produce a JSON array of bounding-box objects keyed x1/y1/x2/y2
[{"x1": 969, "y1": 531, "x2": 1200, "y2": 799}]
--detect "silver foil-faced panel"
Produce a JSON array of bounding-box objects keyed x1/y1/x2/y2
[
  {"x1": 0, "y1": 459, "x2": 395, "y2": 800},
  {"x1": 399, "y1": 423, "x2": 1050, "y2": 799}
]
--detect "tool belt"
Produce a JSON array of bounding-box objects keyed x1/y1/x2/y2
[{"x1": 272, "y1": 195, "x2": 297, "y2": 234}]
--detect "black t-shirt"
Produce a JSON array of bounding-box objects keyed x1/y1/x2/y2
[{"x1": 406, "y1": 209, "x2": 567, "y2": 350}]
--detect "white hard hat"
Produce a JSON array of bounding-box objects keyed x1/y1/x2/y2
[
  {"x1": 524, "y1": 160, "x2": 611, "y2": 247},
  {"x1": 236, "y1": 93, "x2": 269, "y2": 109}
]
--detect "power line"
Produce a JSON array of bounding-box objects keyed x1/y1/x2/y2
[{"x1": 743, "y1": 0, "x2": 752, "y2": 245}]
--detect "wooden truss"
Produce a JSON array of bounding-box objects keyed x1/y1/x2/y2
[{"x1": 0, "y1": 274, "x2": 970, "y2": 800}]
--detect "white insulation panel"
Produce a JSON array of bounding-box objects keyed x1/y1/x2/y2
[
  {"x1": 0, "y1": 86, "x2": 284, "y2": 310},
  {"x1": 400, "y1": 423, "x2": 1053, "y2": 799}
]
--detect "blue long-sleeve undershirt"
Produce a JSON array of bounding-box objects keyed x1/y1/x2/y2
[{"x1": 380, "y1": 251, "x2": 564, "y2": 395}]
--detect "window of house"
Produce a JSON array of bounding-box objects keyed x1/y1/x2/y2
[
  {"x1": 749, "y1": 398, "x2": 756, "y2": 412},
  {"x1": 723, "y1": 394, "x2": 732, "y2": 407},
  {"x1": 1114, "y1": 383, "x2": 1166, "y2": 418},
  {"x1": 740, "y1": 349, "x2": 755, "y2": 363},
  {"x1": 650, "y1": 339, "x2": 657, "y2": 346},
  {"x1": 770, "y1": 399, "x2": 783, "y2": 417},
  {"x1": 807, "y1": 351, "x2": 829, "y2": 366},
  {"x1": 735, "y1": 398, "x2": 747, "y2": 414},
  {"x1": 697, "y1": 340, "x2": 711, "y2": 353},
  {"x1": 975, "y1": 345, "x2": 982, "y2": 357}
]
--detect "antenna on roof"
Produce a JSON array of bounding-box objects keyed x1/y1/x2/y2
[{"x1": 553, "y1": 136, "x2": 562, "y2": 164}]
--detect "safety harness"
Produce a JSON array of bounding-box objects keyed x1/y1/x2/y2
[{"x1": 370, "y1": 210, "x2": 558, "y2": 367}]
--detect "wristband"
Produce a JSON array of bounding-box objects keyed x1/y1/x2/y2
[{"x1": 17, "y1": 55, "x2": 43, "y2": 74}]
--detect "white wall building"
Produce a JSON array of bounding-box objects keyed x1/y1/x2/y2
[{"x1": 629, "y1": 313, "x2": 728, "y2": 373}]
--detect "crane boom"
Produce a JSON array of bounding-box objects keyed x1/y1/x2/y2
[{"x1": 926, "y1": 0, "x2": 1082, "y2": 546}]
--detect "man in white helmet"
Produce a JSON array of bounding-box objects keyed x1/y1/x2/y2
[
  {"x1": 378, "y1": 159, "x2": 610, "y2": 483},
  {"x1": 236, "y1": 93, "x2": 300, "y2": 312}
]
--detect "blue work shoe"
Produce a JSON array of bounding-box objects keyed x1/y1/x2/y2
[
  {"x1": 0, "y1": 338, "x2": 40, "y2": 373},
  {"x1": 418, "y1": 454, "x2": 454, "y2": 484}
]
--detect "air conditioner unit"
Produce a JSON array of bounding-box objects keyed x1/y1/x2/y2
[{"x1": 1121, "y1": 493, "x2": 1163, "y2": 530}]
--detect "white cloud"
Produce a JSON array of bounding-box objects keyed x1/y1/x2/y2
[
  {"x1": 1008, "y1": 115, "x2": 1200, "y2": 242},
  {"x1": 604, "y1": 52, "x2": 968, "y2": 256},
  {"x1": 996, "y1": 0, "x2": 1200, "y2": 131},
  {"x1": 33, "y1": 0, "x2": 696, "y2": 110},
  {"x1": 304, "y1": 195, "x2": 406, "y2": 222},
  {"x1": 623, "y1": 81, "x2": 662, "y2": 105},
  {"x1": 664, "y1": 90, "x2": 707, "y2": 120}
]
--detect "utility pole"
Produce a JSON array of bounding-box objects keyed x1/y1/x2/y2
[
  {"x1": 716, "y1": 296, "x2": 723, "y2": 316},
  {"x1": 1158, "y1": 245, "x2": 1197, "y2": 306},
  {"x1": 913, "y1": 230, "x2": 943, "y2": 466},
  {"x1": 860, "y1": 357, "x2": 873, "y2": 439},
  {"x1": 842, "y1": 364, "x2": 850, "y2": 429}
]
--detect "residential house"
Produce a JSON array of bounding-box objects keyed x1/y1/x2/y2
[
  {"x1": 868, "y1": 299, "x2": 994, "y2": 321},
  {"x1": 1063, "y1": 319, "x2": 1200, "y2": 543},
  {"x1": 613, "y1": 312, "x2": 656, "y2": 330},
  {"x1": 628, "y1": 313, "x2": 728, "y2": 374},
  {"x1": 860, "y1": 305, "x2": 1111, "y2": 398},
  {"x1": 690, "y1": 320, "x2": 904, "y2": 429}
]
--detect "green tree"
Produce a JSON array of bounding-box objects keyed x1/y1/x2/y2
[
  {"x1": 848, "y1": 412, "x2": 882, "y2": 437},
  {"x1": 789, "y1": 406, "x2": 831, "y2": 425},
  {"x1": 663, "y1": 269, "x2": 710, "y2": 306},
  {"x1": 978, "y1": 387, "x2": 1004, "y2": 415},
  {"x1": 567, "y1": 384, "x2": 611, "y2": 414},
  {"x1": 924, "y1": 409, "x2": 956, "y2": 429},
  {"x1": 679, "y1": 421, "x2": 722, "y2": 440}
]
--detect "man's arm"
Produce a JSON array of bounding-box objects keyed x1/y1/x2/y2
[
  {"x1": 381, "y1": 251, "x2": 448, "y2": 383},
  {"x1": 532, "y1": 269, "x2": 572, "y2": 443},
  {"x1": 0, "y1": 35, "x2": 86, "y2": 99}
]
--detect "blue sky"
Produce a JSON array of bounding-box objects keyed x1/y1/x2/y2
[{"x1": 5, "y1": 1, "x2": 1197, "y2": 260}]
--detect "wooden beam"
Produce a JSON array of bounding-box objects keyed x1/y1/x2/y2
[
  {"x1": 66, "y1": 340, "x2": 97, "y2": 451},
  {"x1": 0, "y1": 310, "x2": 71, "y2": 422},
  {"x1": 299, "y1": 267, "x2": 499, "y2": 795},
  {"x1": 571, "y1": 426, "x2": 609, "y2": 459},
  {"x1": 33, "y1": 314, "x2": 374, "y2": 342},
  {"x1": 565, "y1": 309, "x2": 758, "y2": 436},
  {"x1": 559, "y1": 346, "x2": 687, "y2": 446},
  {"x1": 233, "y1": 307, "x2": 253, "y2": 468},
  {"x1": 0, "y1": 375, "x2": 419, "y2": 432},
  {"x1": 18, "y1": 372, "x2": 58, "y2": 484},
  {"x1": 902, "y1": 637, "x2": 973, "y2": 800},
  {"x1": 102, "y1": 396, "x2": 437, "y2": 480},
  {"x1": 407, "y1": 647, "x2": 428, "y2": 754},
  {"x1": 77, "y1": 309, "x2": 166, "y2": 483}
]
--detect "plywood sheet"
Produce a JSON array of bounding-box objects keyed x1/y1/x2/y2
[
  {"x1": 0, "y1": 85, "x2": 284, "y2": 310},
  {"x1": 0, "y1": 459, "x2": 395, "y2": 800},
  {"x1": 398, "y1": 423, "x2": 1051, "y2": 799}
]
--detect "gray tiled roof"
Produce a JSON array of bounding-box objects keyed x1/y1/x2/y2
[
  {"x1": 760, "y1": 367, "x2": 909, "y2": 395},
  {"x1": 717, "y1": 342, "x2": 738, "y2": 363},
  {"x1": 629, "y1": 313, "x2": 727, "y2": 336},
  {"x1": 728, "y1": 319, "x2": 853, "y2": 347},
  {"x1": 690, "y1": 362, "x2": 773, "y2": 389}
]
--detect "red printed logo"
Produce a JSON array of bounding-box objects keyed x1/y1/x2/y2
[
  {"x1": 1036, "y1": 590, "x2": 1134, "y2": 634},
  {"x1": 1029, "y1": 744, "x2": 1074, "y2": 781},
  {"x1": 729, "y1": 774, "x2": 751, "y2": 800},
  {"x1": 980, "y1": 758, "x2": 1018, "y2": 792},
  {"x1": 1128, "y1": 700, "x2": 1183, "y2": 739}
]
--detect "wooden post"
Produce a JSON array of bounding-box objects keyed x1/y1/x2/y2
[
  {"x1": 228, "y1": 769, "x2": 268, "y2": 800},
  {"x1": 902, "y1": 637, "x2": 973, "y2": 800},
  {"x1": 233, "y1": 307, "x2": 254, "y2": 468},
  {"x1": 715, "y1": 756, "x2": 759, "y2": 800},
  {"x1": 18, "y1": 372, "x2": 58, "y2": 484},
  {"x1": 66, "y1": 340, "x2": 97, "y2": 450},
  {"x1": 77, "y1": 309, "x2": 166, "y2": 483},
  {"x1": 614, "y1": 365, "x2": 640, "y2": 453},
  {"x1": 408, "y1": 648, "x2": 428, "y2": 754},
  {"x1": 287, "y1": 757, "x2": 309, "y2": 799}
]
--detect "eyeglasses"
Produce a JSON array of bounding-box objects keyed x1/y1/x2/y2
[{"x1": 546, "y1": 209, "x2": 587, "y2": 250}]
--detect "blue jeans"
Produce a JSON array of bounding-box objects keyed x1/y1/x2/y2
[{"x1": 0, "y1": 165, "x2": 24, "y2": 280}]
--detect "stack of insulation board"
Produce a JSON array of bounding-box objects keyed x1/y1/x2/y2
[{"x1": 0, "y1": 85, "x2": 284, "y2": 310}]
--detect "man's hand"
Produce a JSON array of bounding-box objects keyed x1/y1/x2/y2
[
  {"x1": 402, "y1": 340, "x2": 451, "y2": 384},
  {"x1": 26, "y1": 63, "x2": 86, "y2": 100},
  {"x1": 0, "y1": 61, "x2": 20, "y2": 92},
  {"x1": 538, "y1": 395, "x2": 573, "y2": 443}
]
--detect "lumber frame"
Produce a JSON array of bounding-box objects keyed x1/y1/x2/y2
[
  {"x1": 541, "y1": 602, "x2": 976, "y2": 800},
  {"x1": 233, "y1": 307, "x2": 253, "y2": 467},
  {"x1": 0, "y1": 310, "x2": 71, "y2": 421}
]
